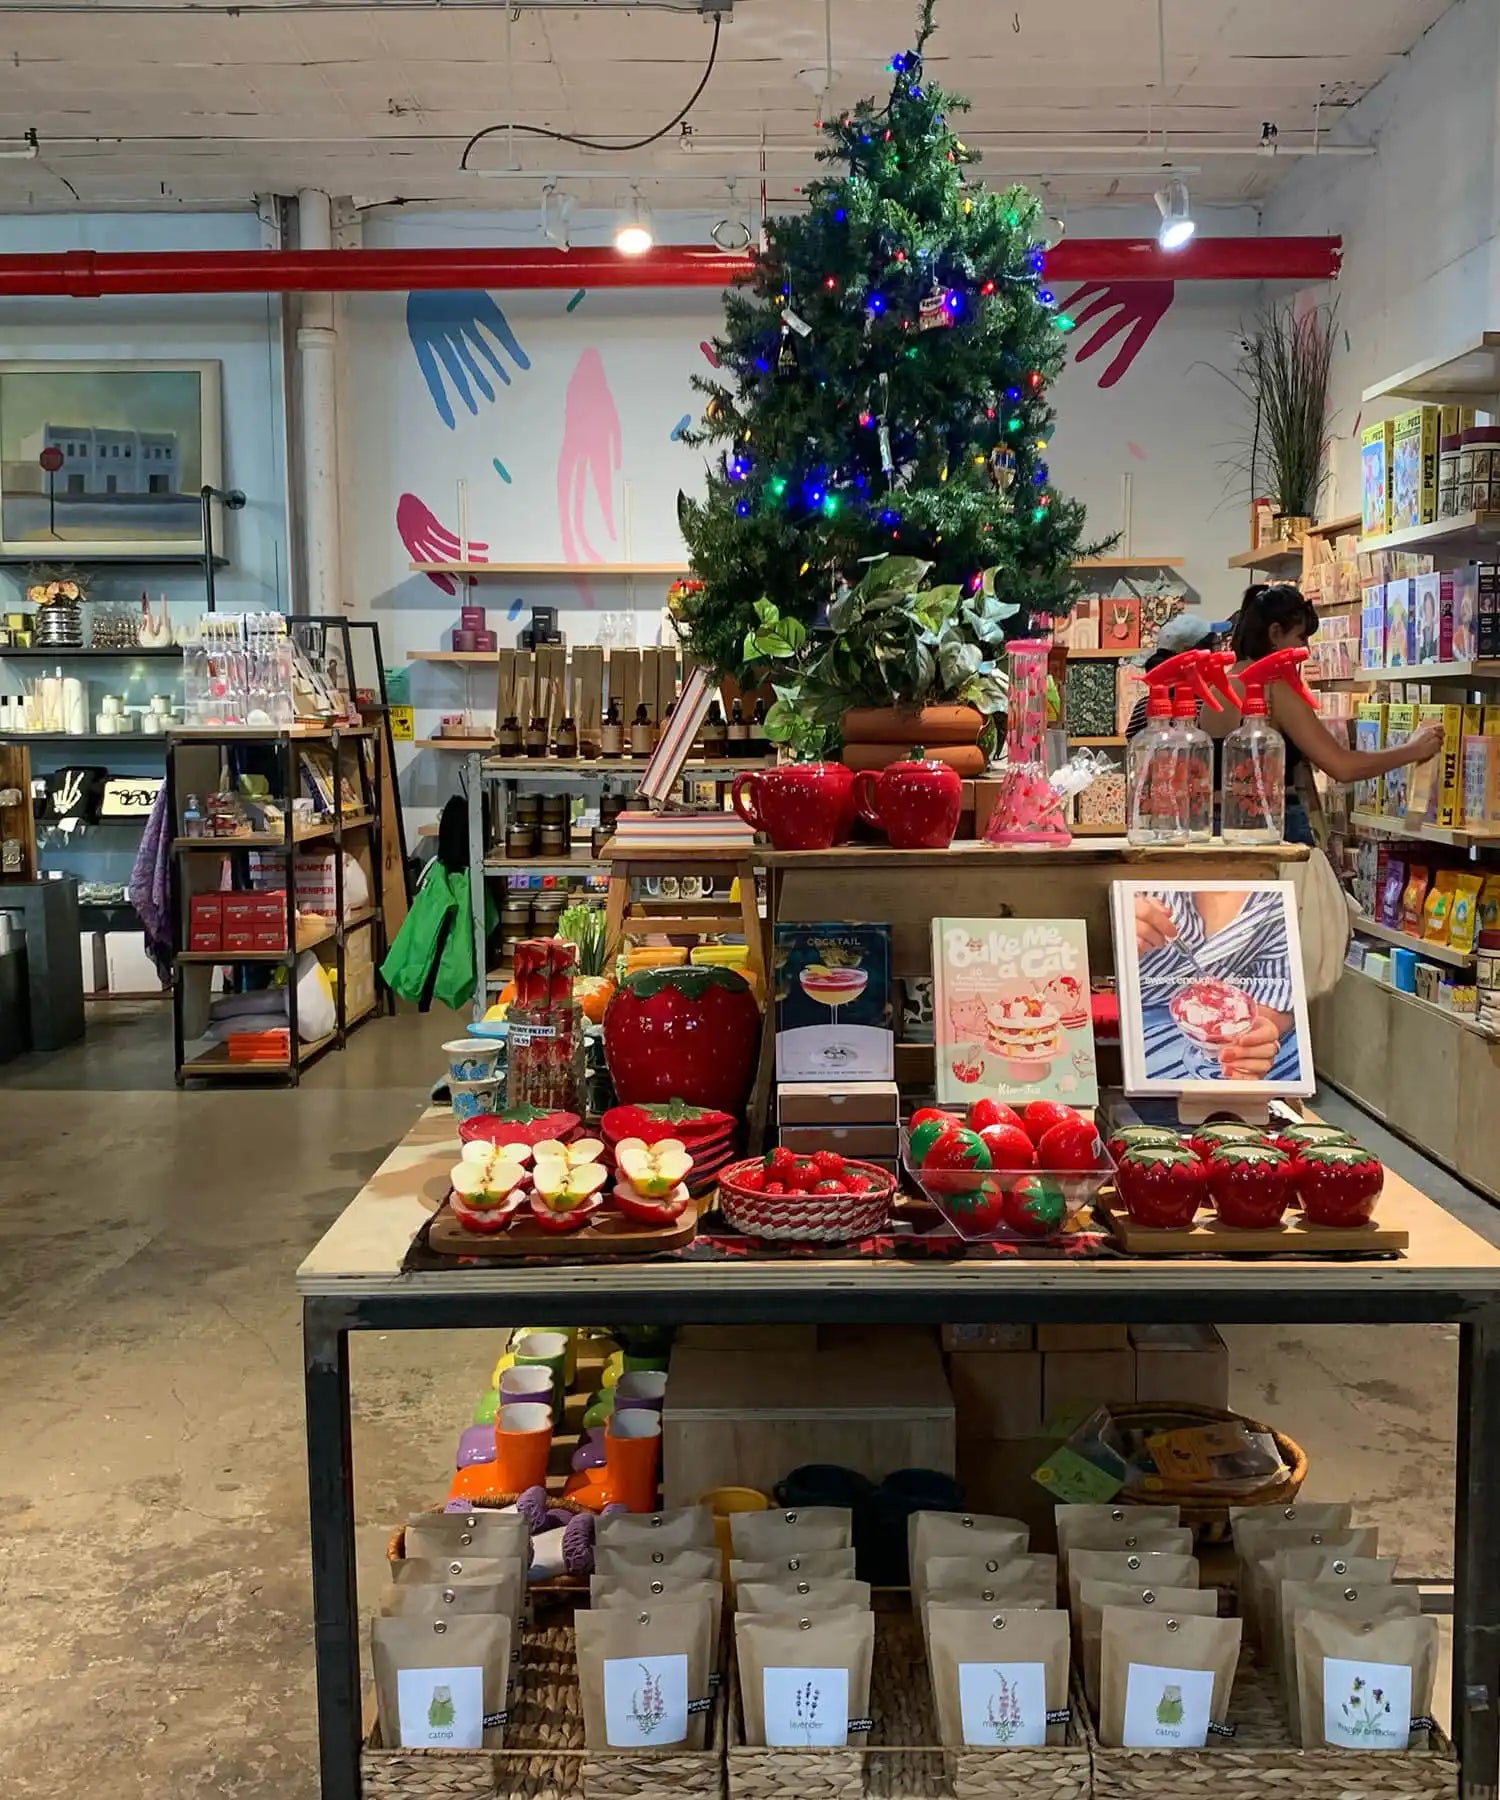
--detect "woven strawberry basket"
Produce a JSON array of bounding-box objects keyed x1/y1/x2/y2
[{"x1": 715, "y1": 1157, "x2": 895, "y2": 1243}]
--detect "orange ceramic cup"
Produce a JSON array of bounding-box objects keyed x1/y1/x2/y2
[{"x1": 494, "y1": 1401, "x2": 553, "y2": 1492}]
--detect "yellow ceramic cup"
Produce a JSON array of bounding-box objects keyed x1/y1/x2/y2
[{"x1": 698, "y1": 1484, "x2": 772, "y2": 1584}]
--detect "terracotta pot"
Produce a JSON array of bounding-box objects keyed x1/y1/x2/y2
[
  {"x1": 731, "y1": 762, "x2": 854, "y2": 850},
  {"x1": 842, "y1": 742, "x2": 988, "y2": 777},
  {"x1": 852, "y1": 758, "x2": 964, "y2": 850},
  {"x1": 840, "y1": 703, "x2": 984, "y2": 747}
]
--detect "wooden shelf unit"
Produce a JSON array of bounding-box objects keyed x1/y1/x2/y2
[
  {"x1": 169, "y1": 723, "x2": 388, "y2": 1086},
  {"x1": 1348, "y1": 810, "x2": 1500, "y2": 851},
  {"x1": 1362, "y1": 332, "x2": 1500, "y2": 408},
  {"x1": 1351, "y1": 912, "x2": 1475, "y2": 968},
  {"x1": 1359, "y1": 510, "x2": 1500, "y2": 556},
  {"x1": 1227, "y1": 542, "x2": 1304, "y2": 572}
]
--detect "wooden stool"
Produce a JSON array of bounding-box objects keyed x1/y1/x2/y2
[{"x1": 602, "y1": 844, "x2": 766, "y2": 995}]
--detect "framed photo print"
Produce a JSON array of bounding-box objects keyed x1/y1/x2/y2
[
  {"x1": 0, "y1": 359, "x2": 223, "y2": 558},
  {"x1": 1110, "y1": 879, "x2": 1314, "y2": 1099}
]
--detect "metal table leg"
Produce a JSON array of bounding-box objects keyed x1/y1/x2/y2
[
  {"x1": 305, "y1": 1299, "x2": 361, "y2": 1800},
  {"x1": 1455, "y1": 1316, "x2": 1500, "y2": 1800}
]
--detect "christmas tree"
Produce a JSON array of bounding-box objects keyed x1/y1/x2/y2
[{"x1": 676, "y1": 0, "x2": 1099, "y2": 737}]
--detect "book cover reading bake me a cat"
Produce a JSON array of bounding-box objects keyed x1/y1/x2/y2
[{"x1": 931, "y1": 917, "x2": 1098, "y2": 1107}]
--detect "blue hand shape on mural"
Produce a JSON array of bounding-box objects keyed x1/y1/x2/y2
[{"x1": 407, "y1": 290, "x2": 532, "y2": 430}]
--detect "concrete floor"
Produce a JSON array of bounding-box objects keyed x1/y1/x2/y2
[{"x1": 0, "y1": 1002, "x2": 1485, "y2": 1797}]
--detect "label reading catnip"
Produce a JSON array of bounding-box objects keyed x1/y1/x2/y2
[
  {"x1": 1121, "y1": 1663, "x2": 1214, "y2": 1749},
  {"x1": 1323, "y1": 1657, "x2": 1413, "y2": 1750},
  {"x1": 762, "y1": 1665, "x2": 851, "y2": 1747},
  {"x1": 395, "y1": 1664, "x2": 485, "y2": 1748},
  {"x1": 602, "y1": 1652, "x2": 689, "y2": 1747},
  {"x1": 958, "y1": 1660, "x2": 1048, "y2": 1747}
]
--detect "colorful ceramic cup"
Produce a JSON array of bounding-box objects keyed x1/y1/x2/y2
[
  {"x1": 499, "y1": 1365, "x2": 555, "y2": 1409},
  {"x1": 604, "y1": 1410, "x2": 662, "y2": 1513},
  {"x1": 611, "y1": 1370, "x2": 669, "y2": 1413},
  {"x1": 444, "y1": 1037, "x2": 503, "y2": 1083},
  {"x1": 494, "y1": 1401, "x2": 553, "y2": 1492},
  {"x1": 698, "y1": 1483, "x2": 772, "y2": 1579}
]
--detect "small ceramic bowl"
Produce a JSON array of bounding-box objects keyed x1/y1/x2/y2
[
  {"x1": 450, "y1": 1077, "x2": 500, "y2": 1122},
  {"x1": 445, "y1": 1038, "x2": 503, "y2": 1083}
]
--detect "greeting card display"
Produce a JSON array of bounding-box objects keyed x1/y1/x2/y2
[
  {"x1": 930, "y1": 916, "x2": 1098, "y2": 1107},
  {"x1": 774, "y1": 923, "x2": 893, "y2": 1081},
  {"x1": 1109, "y1": 880, "x2": 1314, "y2": 1099}
]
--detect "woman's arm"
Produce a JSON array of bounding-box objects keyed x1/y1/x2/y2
[{"x1": 1268, "y1": 683, "x2": 1442, "y2": 784}]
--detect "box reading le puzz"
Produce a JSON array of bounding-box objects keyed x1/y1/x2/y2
[
  {"x1": 930, "y1": 917, "x2": 1098, "y2": 1108},
  {"x1": 773, "y1": 923, "x2": 893, "y2": 1082}
]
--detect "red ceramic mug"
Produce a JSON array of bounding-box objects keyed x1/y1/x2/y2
[
  {"x1": 731, "y1": 763, "x2": 855, "y2": 851},
  {"x1": 852, "y1": 758, "x2": 964, "y2": 849}
]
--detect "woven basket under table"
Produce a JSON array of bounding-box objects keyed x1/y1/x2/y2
[
  {"x1": 1079, "y1": 1655, "x2": 1456, "y2": 1800},
  {"x1": 726, "y1": 1612, "x2": 1088, "y2": 1800},
  {"x1": 363, "y1": 1616, "x2": 725, "y2": 1800}
]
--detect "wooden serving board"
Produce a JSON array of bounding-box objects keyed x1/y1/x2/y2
[
  {"x1": 1096, "y1": 1197, "x2": 1409, "y2": 1256},
  {"x1": 427, "y1": 1197, "x2": 698, "y2": 1259}
]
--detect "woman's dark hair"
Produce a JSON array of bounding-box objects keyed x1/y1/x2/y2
[{"x1": 1231, "y1": 583, "x2": 1319, "y2": 661}]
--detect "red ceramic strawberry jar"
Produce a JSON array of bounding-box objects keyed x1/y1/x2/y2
[
  {"x1": 731, "y1": 763, "x2": 855, "y2": 851},
  {"x1": 852, "y1": 757, "x2": 964, "y2": 849},
  {"x1": 602, "y1": 965, "x2": 761, "y2": 1115}
]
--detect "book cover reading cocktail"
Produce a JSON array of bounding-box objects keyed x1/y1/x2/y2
[
  {"x1": 774, "y1": 923, "x2": 893, "y2": 1081},
  {"x1": 930, "y1": 918, "x2": 1098, "y2": 1108}
]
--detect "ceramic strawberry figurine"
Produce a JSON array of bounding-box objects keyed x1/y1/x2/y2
[{"x1": 602, "y1": 966, "x2": 760, "y2": 1114}]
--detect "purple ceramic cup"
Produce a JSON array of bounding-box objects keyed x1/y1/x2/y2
[
  {"x1": 611, "y1": 1370, "x2": 669, "y2": 1413},
  {"x1": 456, "y1": 1425, "x2": 496, "y2": 1468}
]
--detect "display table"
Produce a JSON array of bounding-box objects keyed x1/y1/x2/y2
[{"x1": 300, "y1": 1106, "x2": 1500, "y2": 1800}]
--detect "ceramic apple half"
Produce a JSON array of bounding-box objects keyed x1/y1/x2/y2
[
  {"x1": 450, "y1": 1151, "x2": 529, "y2": 1206},
  {"x1": 614, "y1": 1136, "x2": 694, "y2": 1198},
  {"x1": 461, "y1": 1137, "x2": 531, "y2": 1169},
  {"x1": 532, "y1": 1155, "x2": 610, "y2": 1208},
  {"x1": 532, "y1": 1137, "x2": 604, "y2": 1168},
  {"x1": 611, "y1": 1179, "x2": 691, "y2": 1226}
]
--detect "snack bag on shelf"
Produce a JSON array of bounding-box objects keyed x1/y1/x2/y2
[
  {"x1": 1450, "y1": 873, "x2": 1484, "y2": 954},
  {"x1": 1423, "y1": 871, "x2": 1458, "y2": 942},
  {"x1": 1377, "y1": 857, "x2": 1407, "y2": 926},
  {"x1": 1401, "y1": 865, "x2": 1431, "y2": 936}
]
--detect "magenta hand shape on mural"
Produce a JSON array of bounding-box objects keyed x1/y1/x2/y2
[
  {"x1": 397, "y1": 492, "x2": 490, "y2": 595},
  {"x1": 557, "y1": 348, "x2": 621, "y2": 602},
  {"x1": 1059, "y1": 280, "x2": 1176, "y2": 388}
]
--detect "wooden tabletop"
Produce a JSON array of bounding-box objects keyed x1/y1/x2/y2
[
  {"x1": 297, "y1": 1109, "x2": 1500, "y2": 1309},
  {"x1": 755, "y1": 842, "x2": 1312, "y2": 869}
]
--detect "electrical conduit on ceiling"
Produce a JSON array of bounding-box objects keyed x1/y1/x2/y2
[{"x1": 0, "y1": 239, "x2": 1341, "y2": 296}]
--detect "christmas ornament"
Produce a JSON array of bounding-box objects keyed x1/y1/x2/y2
[
  {"x1": 988, "y1": 446, "x2": 1016, "y2": 493},
  {"x1": 918, "y1": 287, "x2": 955, "y2": 331}
]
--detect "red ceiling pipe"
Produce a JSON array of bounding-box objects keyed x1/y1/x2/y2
[{"x1": 0, "y1": 236, "x2": 1339, "y2": 299}]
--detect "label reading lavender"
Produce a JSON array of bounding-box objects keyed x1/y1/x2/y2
[
  {"x1": 958, "y1": 1660, "x2": 1048, "y2": 1747},
  {"x1": 602, "y1": 1652, "x2": 689, "y2": 1747},
  {"x1": 762, "y1": 1665, "x2": 851, "y2": 1747}
]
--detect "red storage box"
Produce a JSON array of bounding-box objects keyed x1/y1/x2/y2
[
  {"x1": 221, "y1": 896, "x2": 257, "y2": 929},
  {"x1": 252, "y1": 927, "x2": 288, "y2": 952},
  {"x1": 223, "y1": 929, "x2": 255, "y2": 953},
  {"x1": 253, "y1": 891, "x2": 288, "y2": 928},
  {"x1": 189, "y1": 929, "x2": 222, "y2": 953},
  {"x1": 189, "y1": 893, "x2": 222, "y2": 936}
]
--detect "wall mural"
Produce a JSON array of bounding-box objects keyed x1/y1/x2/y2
[
  {"x1": 1058, "y1": 280, "x2": 1176, "y2": 389},
  {"x1": 388, "y1": 277, "x2": 1190, "y2": 612},
  {"x1": 556, "y1": 346, "x2": 622, "y2": 604},
  {"x1": 406, "y1": 290, "x2": 532, "y2": 431},
  {"x1": 396, "y1": 491, "x2": 488, "y2": 595}
]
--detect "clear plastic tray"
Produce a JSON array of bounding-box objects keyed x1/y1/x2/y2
[{"x1": 901, "y1": 1129, "x2": 1116, "y2": 1242}]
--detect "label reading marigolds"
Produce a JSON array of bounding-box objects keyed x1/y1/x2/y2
[
  {"x1": 958, "y1": 1660, "x2": 1048, "y2": 1747},
  {"x1": 762, "y1": 1665, "x2": 850, "y2": 1747},
  {"x1": 1121, "y1": 1662, "x2": 1215, "y2": 1748},
  {"x1": 395, "y1": 1664, "x2": 485, "y2": 1748},
  {"x1": 1323, "y1": 1657, "x2": 1413, "y2": 1750},
  {"x1": 602, "y1": 1652, "x2": 689, "y2": 1747}
]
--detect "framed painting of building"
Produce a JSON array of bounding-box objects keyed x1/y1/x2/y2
[{"x1": 0, "y1": 360, "x2": 223, "y2": 559}]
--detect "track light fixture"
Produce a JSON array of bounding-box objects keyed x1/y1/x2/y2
[
  {"x1": 1155, "y1": 177, "x2": 1195, "y2": 250},
  {"x1": 614, "y1": 187, "x2": 655, "y2": 256}
]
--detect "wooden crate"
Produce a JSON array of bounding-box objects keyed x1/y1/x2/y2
[{"x1": 662, "y1": 1342, "x2": 954, "y2": 1509}]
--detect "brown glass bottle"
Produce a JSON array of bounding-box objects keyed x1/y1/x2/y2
[
  {"x1": 497, "y1": 714, "x2": 523, "y2": 756},
  {"x1": 600, "y1": 698, "x2": 624, "y2": 759},
  {"x1": 629, "y1": 704, "x2": 654, "y2": 757}
]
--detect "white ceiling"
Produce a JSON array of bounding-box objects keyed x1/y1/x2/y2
[{"x1": 0, "y1": 0, "x2": 1456, "y2": 218}]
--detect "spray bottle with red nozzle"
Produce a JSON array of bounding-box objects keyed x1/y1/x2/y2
[
  {"x1": 1222, "y1": 646, "x2": 1314, "y2": 843},
  {"x1": 1126, "y1": 649, "x2": 1229, "y2": 846}
]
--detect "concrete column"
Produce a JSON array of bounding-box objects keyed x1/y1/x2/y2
[{"x1": 296, "y1": 188, "x2": 344, "y2": 615}]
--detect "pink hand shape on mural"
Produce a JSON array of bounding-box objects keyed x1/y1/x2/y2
[
  {"x1": 1059, "y1": 280, "x2": 1176, "y2": 388},
  {"x1": 557, "y1": 348, "x2": 621, "y2": 605},
  {"x1": 397, "y1": 492, "x2": 490, "y2": 595}
]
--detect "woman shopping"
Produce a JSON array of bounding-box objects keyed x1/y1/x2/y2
[{"x1": 1212, "y1": 584, "x2": 1442, "y2": 846}]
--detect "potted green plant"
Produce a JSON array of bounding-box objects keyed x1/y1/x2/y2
[
  {"x1": 1223, "y1": 299, "x2": 1337, "y2": 541},
  {"x1": 746, "y1": 554, "x2": 1017, "y2": 773}
]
